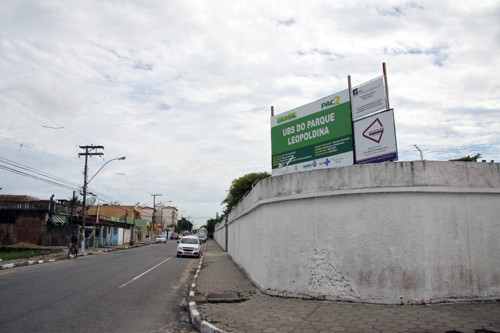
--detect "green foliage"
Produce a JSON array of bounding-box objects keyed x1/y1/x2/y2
[
  {"x1": 68, "y1": 195, "x2": 82, "y2": 206},
  {"x1": 205, "y1": 217, "x2": 222, "y2": 233},
  {"x1": 449, "y1": 153, "x2": 482, "y2": 162},
  {"x1": 221, "y1": 171, "x2": 271, "y2": 214},
  {"x1": 176, "y1": 217, "x2": 193, "y2": 233}
]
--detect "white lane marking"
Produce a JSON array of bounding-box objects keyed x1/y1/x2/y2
[{"x1": 119, "y1": 255, "x2": 175, "y2": 288}]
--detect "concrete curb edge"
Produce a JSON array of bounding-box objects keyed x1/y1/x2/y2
[
  {"x1": 188, "y1": 243, "x2": 229, "y2": 333},
  {"x1": 1, "y1": 243, "x2": 148, "y2": 270}
]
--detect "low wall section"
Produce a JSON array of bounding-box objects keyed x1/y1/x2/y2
[{"x1": 214, "y1": 161, "x2": 500, "y2": 304}]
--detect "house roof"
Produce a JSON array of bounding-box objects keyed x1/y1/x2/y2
[{"x1": 0, "y1": 195, "x2": 41, "y2": 201}]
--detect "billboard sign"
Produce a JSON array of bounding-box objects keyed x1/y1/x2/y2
[
  {"x1": 351, "y1": 76, "x2": 387, "y2": 120},
  {"x1": 271, "y1": 90, "x2": 353, "y2": 175},
  {"x1": 354, "y1": 109, "x2": 397, "y2": 164}
]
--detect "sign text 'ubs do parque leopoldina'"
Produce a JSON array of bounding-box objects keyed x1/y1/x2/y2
[{"x1": 271, "y1": 89, "x2": 354, "y2": 175}]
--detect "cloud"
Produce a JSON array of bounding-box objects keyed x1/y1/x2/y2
[{"x1": 1, "y1": 0, "x2": 499, "y2": 224}]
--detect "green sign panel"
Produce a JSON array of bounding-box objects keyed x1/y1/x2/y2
[{"x1": 271, "y1": 90, "x2": 354, "y2": 174}]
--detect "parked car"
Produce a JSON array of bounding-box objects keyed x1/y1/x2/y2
[
  {"x1": 196, "y1": 233, "x2": 207, "y2": 243},
  {"x1": 170, "y1": 233, "x2": 179, "y2": 240},
  {"x1": 155, "y1": 235, "x2": 167, "y2": 243},
  {"x1": 177, "y1": 235, "x2": 201, "y2": 257}
]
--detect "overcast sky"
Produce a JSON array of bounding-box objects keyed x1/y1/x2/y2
[{"x1": 1, "y1": 1, "x2": 499, "y2": 226}]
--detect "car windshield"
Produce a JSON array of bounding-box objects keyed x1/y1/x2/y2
[{"x1": 180, "y1": 238, "x2": 198, "y2": 244}]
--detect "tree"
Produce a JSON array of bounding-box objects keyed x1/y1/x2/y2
[
  {"x1": 68, "y1": 195, "x2": 82, "y2": 206},
  {"x1": 205, "y1": 217, "x2": 222, "y2": 234},
  {"x1": 222, "y1": 171, "x2": 271, "y2": 214},
  {"x1": 450, "y1": 153, "x2": 482, "y2": 162},
  {"x1": 176, "y1": 217, "x2": 193, "y2": 233}
]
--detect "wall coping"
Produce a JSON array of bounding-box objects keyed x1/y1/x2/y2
[{"x1": 228, "y1": 161, "x2": 499, "y2": 224}]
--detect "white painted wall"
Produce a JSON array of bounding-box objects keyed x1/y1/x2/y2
[
  {"x1": 215, "y1": 161, "x2": 500, "y2": 304},
  {"x1": 116, "y1": 228, "x2": 131, "y2": 245},
  {"x1": 214, "y1": 219, "x2": 226, "y2": 251},
  {"x1": 123, "y1": 228, "x2": 131, "y2": 245},
  {"x1": 118, "y1": 228, "x2": 124, "y2": 245}
]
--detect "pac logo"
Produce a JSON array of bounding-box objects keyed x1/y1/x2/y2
[{"x1": 321, "y1": 96, "x2": 340, "y2": 109}]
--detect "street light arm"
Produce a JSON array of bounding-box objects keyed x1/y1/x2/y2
[
  {"x1": 413, "y1": 145, "x2": 423, "y2": 161},
  {"x1": 87, "y1": 156, "x2": 126, "y2": 185}
]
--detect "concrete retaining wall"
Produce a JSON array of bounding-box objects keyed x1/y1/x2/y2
[{"x1": 214, "y1": 161, "x2": 500, "y2": 304}]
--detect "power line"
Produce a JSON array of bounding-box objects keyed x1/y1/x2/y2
[
  {"x1": 0, "y1": 92, "x2": 165, "y2": 201},
  {"x1": 0, "y1": 156, "x2": 81, "y2": 189},
  {"x1": 0, "y1": 135, "x2": 82, "y2": 167},
  {"x1": 0, "y1": 89, "x2": 91, "y2": 146},
  {"x1": 0, "y1": 92, "x2": 153, "y2": 203},
  {"x1": 0, "y1": 164, "x2": 78, "y2": 191},
  {"x1": 0, "y1": 96, "x2": 50, "y2": 128},
  {"x1": 0, "y1": 92, "x2": 155, "y2": 200}
]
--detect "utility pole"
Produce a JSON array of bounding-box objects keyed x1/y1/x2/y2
[
  {"x1": 151, "y1": 193, "x2": 161, "y2": 242},
  {"x1": 79, "y1": 145, "x2": 104, "y2": 252}
]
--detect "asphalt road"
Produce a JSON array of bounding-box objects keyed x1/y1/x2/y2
[{"x1": 0, "y1": 242, "x2": 198, "y2": 333}]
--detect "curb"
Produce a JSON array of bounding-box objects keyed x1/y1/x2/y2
[
  {"x1": 188, "y1": 243, "x2": 229, "y2": 333},
  {"x1": 0, "y1": 243, "x2": 147, "y2": 270},
  {"x1": 1, "y1": 258, "x2": 59, "y2": 270},
  {"x1": 0, "y1": 251, "x2": 96, "y2": 270}
]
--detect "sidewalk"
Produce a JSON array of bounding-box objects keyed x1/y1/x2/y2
[{"x1": 189, "y1": 240, "x2": 500, "y2": 333}]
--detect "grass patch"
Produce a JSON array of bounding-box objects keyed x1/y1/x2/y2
[{"x1": 0, "y1": 247, "x2": 59, "y2": 261}]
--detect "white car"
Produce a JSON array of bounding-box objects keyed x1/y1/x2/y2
[
  {"x1": 196, "y1": 233, "x2": 207, "y2": 243},
  {"x1": 177, "y1": 235, "x2": 201, "y2": 257},
  {"x1": 155, "y1": 235, "x2": 167, "y2": 243}
]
